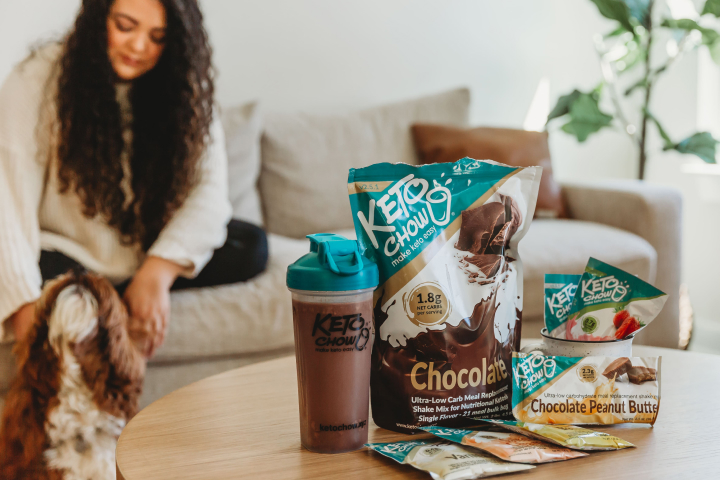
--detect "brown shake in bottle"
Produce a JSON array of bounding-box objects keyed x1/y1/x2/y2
[{"x1": 287, "y1": 234, "x2": 378, "y2": 454}]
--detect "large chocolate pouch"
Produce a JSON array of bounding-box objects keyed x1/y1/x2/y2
[{"x1": 348, "y1": 158, "x2": 542, "y2": 433}]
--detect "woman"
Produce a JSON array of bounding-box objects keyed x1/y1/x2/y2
[{"x1": 0, "y1": 0, "x2": 267, "y2": 357}]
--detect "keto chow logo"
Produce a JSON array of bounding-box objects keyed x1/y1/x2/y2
[
  {"x1": 356, "y1": 174, "x2": 452, "y2": 259},
  {"x1": 580, "y1": 276, "x2": 628, "y2": 304}
]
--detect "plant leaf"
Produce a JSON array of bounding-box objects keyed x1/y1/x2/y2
[
  {"x1": 646, "y1": 111, "x2": 674, "y2": 148},
  {"x1": 546, "y1": 90, "x2": 582, "y2": 124},
  {"x1": 662, "y1": 18, "x2": 700, "y2": 29},
  {"x1": 667, "y1": 132, "x2": 718, "y2": 163},
  {"x1": 605, "y1": 25, "x2": 629, "y2": 37},
  {"x1": 615, "y1": 39, "x2": 647, "y2": 73},
  {"x1": 591, "y1": 0, "x2": 635, "y2": 32},
  {"x1": 702, "y1": 0, "x2": 720, "y2": 17},
  {"x1": 710, "y1": 39, "x2": 720, "y2": 65},
  {"x1": 560, "y1": 94, "x2": 614, "y2": 142},
  {"x1": 623, "y1": 0, "x2": 651, "y2": 29},
  {"x1": 662, "y1": 18, "x2": 720, "y2": 45},
  {"x1": 591, "y1": 82, "x2": 606, "y2": 97}
]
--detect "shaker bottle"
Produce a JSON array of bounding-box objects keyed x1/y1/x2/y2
[{"x1": 286, "y1": 233, "x2": 379, "y2": 454}]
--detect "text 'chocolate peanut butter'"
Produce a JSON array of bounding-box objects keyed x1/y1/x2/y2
[
  {"x1": 512, "y1": 353, "x2": 661, "y2": 425},
  {"x1": 348, "y1": 158, "x2": 542, "y2": 433}
]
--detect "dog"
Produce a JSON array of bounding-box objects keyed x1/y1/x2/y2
[{"x1": 0, "y1": 271, "x2": 148, "y2": 480}]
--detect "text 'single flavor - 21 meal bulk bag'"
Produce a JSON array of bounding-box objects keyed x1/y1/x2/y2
[
  {"x1": 348, "y1": 158, "x2": 542, "y2": 433},
  {"x1": 544, "y1": 274, "x2": 581, "y2": 339},
  {"x1": 565, "y1": 258, "x2": 668, "y2": 341}
]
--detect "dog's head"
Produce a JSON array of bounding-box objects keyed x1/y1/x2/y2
[
  {"x1": 22, "y1": 271, "x2": 147, "y2": 419},
  {"x1": 0, "y1": 272, "x2": 147, "y2": 476}
]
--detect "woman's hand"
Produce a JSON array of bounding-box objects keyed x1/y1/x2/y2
[
  {"x1": 10, "y1": 302, "x2": 36, "y2": 342},
  {"x1": 123, "y1": 256, "x2": 186, "y2": 358}
]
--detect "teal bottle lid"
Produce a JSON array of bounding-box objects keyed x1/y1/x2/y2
[{"x1": 286, "y1": 233, "x2": 379, "y2": 292}]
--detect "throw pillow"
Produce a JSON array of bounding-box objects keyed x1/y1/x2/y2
[
  {"x1": 411, "y1": 124, "x2": 568, "y2": 218},
  {"x1": 260, "y1": 88, "x2": 470, "y2": 238},
  {"x1": 221, "y1": 102, "x2": 263, "y2": 225}
]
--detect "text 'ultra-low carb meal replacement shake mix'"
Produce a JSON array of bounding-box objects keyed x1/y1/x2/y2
[{"x1": 348, "y1": 158, "x2": 541, "y2": 433}]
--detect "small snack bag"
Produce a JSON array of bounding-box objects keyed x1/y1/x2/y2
[
  {"x1": 421, "y1": 425, "x2": 587, "y2": 463},
  {"x1": 480, "y1": 419, "x2": 634, "y2": 451},
  {"x1": 366, "y1": 440, "x2": 534, "y2": 479},
  {"x1": 565, "y1": 258, "x2": 667, "y2": 341},
  {"x1": 512, "y1": 353, "x2": 661, "y2": 425},
  {"x1": 544, "y1": 274, "x2": 580, "y2": 339}
]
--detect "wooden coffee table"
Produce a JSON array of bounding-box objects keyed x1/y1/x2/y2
[{"x1": 116, "y1": 344, "x2": 720, "y2": 479}]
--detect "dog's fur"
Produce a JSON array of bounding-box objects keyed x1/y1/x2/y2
[{"x1": 0, "y1": 272, "x2": 147, "y2": 480}]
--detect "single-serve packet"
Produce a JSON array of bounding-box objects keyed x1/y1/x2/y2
[
  {"x1": 565, "y1": 258, "x2": 667, "y2": 341},
  {"x1": 366, "y1": 440, "x2": 534, "y2": 479},
  {"x1": 544, "y1": 274, "x2": 580, "y2": 338},
  {"x1": 512, "y1": 353, "x2": 661, "y2": 425},
  {"x1": 421, "y1": 425, "x2": 587, "y2": 463},
  {"x1": 479, "y1": 419, "x2": 634, "y2": 450}
]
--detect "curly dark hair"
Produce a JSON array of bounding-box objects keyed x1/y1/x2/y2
[{"x1": 55, "y1": 0, "x2": 214, "y2": 250}]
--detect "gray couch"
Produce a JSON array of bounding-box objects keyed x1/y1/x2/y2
[{"x1": 0, "y1": 88, "x2": 682, "y2": 409}]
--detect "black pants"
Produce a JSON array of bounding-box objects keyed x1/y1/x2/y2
[{"x1": 39, "y1": 219, "x2": 269, "y2": 294}]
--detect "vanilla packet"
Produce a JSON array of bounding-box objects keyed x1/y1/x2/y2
[
  {"x1": 421, "y1": 425, "x2": 586, "y2": 463},
  {"x1": 366, "y1": 440, "x2": 533, "y2": 479},
  {"x1": 512, "y1": 353, "x2": 661, "y2": 425},
  {"x1": 480, "y1": 419, "x2": 634, "y2": 451}
]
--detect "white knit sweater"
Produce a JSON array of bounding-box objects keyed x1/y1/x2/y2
[{"x1": 0, "y1": 44, "x2": 232, "y2": 342}]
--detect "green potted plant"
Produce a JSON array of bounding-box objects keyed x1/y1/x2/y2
[{"x1": 547, "y1": 0, "x2": 720, "y2": 179}]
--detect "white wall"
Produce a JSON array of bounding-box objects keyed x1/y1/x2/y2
[
  {"x1": 0, "y1": 0, "x2": 78, "y2": 75},
  {"x1": 1, "y1": 0, "x2": 658, "y2": 180},
  {"x1": 206, "y1": 0, "x2": 653, "y2": 181},
  {"x1": 2, "y1": 1, "x2": 715, "y2": 325}
]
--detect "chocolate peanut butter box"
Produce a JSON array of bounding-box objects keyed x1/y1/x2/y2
[
  {"x1": 512, "y1": 353, "x2": 661, "y2": 425},
  {"x1": 348, "y1": 158, "x2": 542, "y2": 433}
]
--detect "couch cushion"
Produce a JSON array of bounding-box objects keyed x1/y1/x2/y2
[
  {"x1": 0, "y1": 222, "x2": 657, "y2": 387},
  {"x1": 0, "y1": 233, "x2": 317, "y2": 391},
  {"x1": 150, "y1": 233, "x2": 309, "y2": 362},
  {"x1": 519, "y1": 219, "x2": 657, "y2": 326},
  {"x1": 222, "y1": 102, "x2": 263, "y2": 225},
  {"x1": 411, "y1": 125, "x2": 568, "y2": 218},
  {"x1": 260, "y1": 88, "x2": 470, "y2": 238},
  {"x1": 152, "y1": 230, "x2": 361, "y2": 362}
]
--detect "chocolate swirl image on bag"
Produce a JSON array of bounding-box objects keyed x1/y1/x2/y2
[{"x1": 348, "y1": 158, "x2": 542, "y2": 433}]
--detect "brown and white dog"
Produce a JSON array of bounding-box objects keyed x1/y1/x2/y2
[{"x1": 0, "y1": 271, "x2": 148, "y2": 480}]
